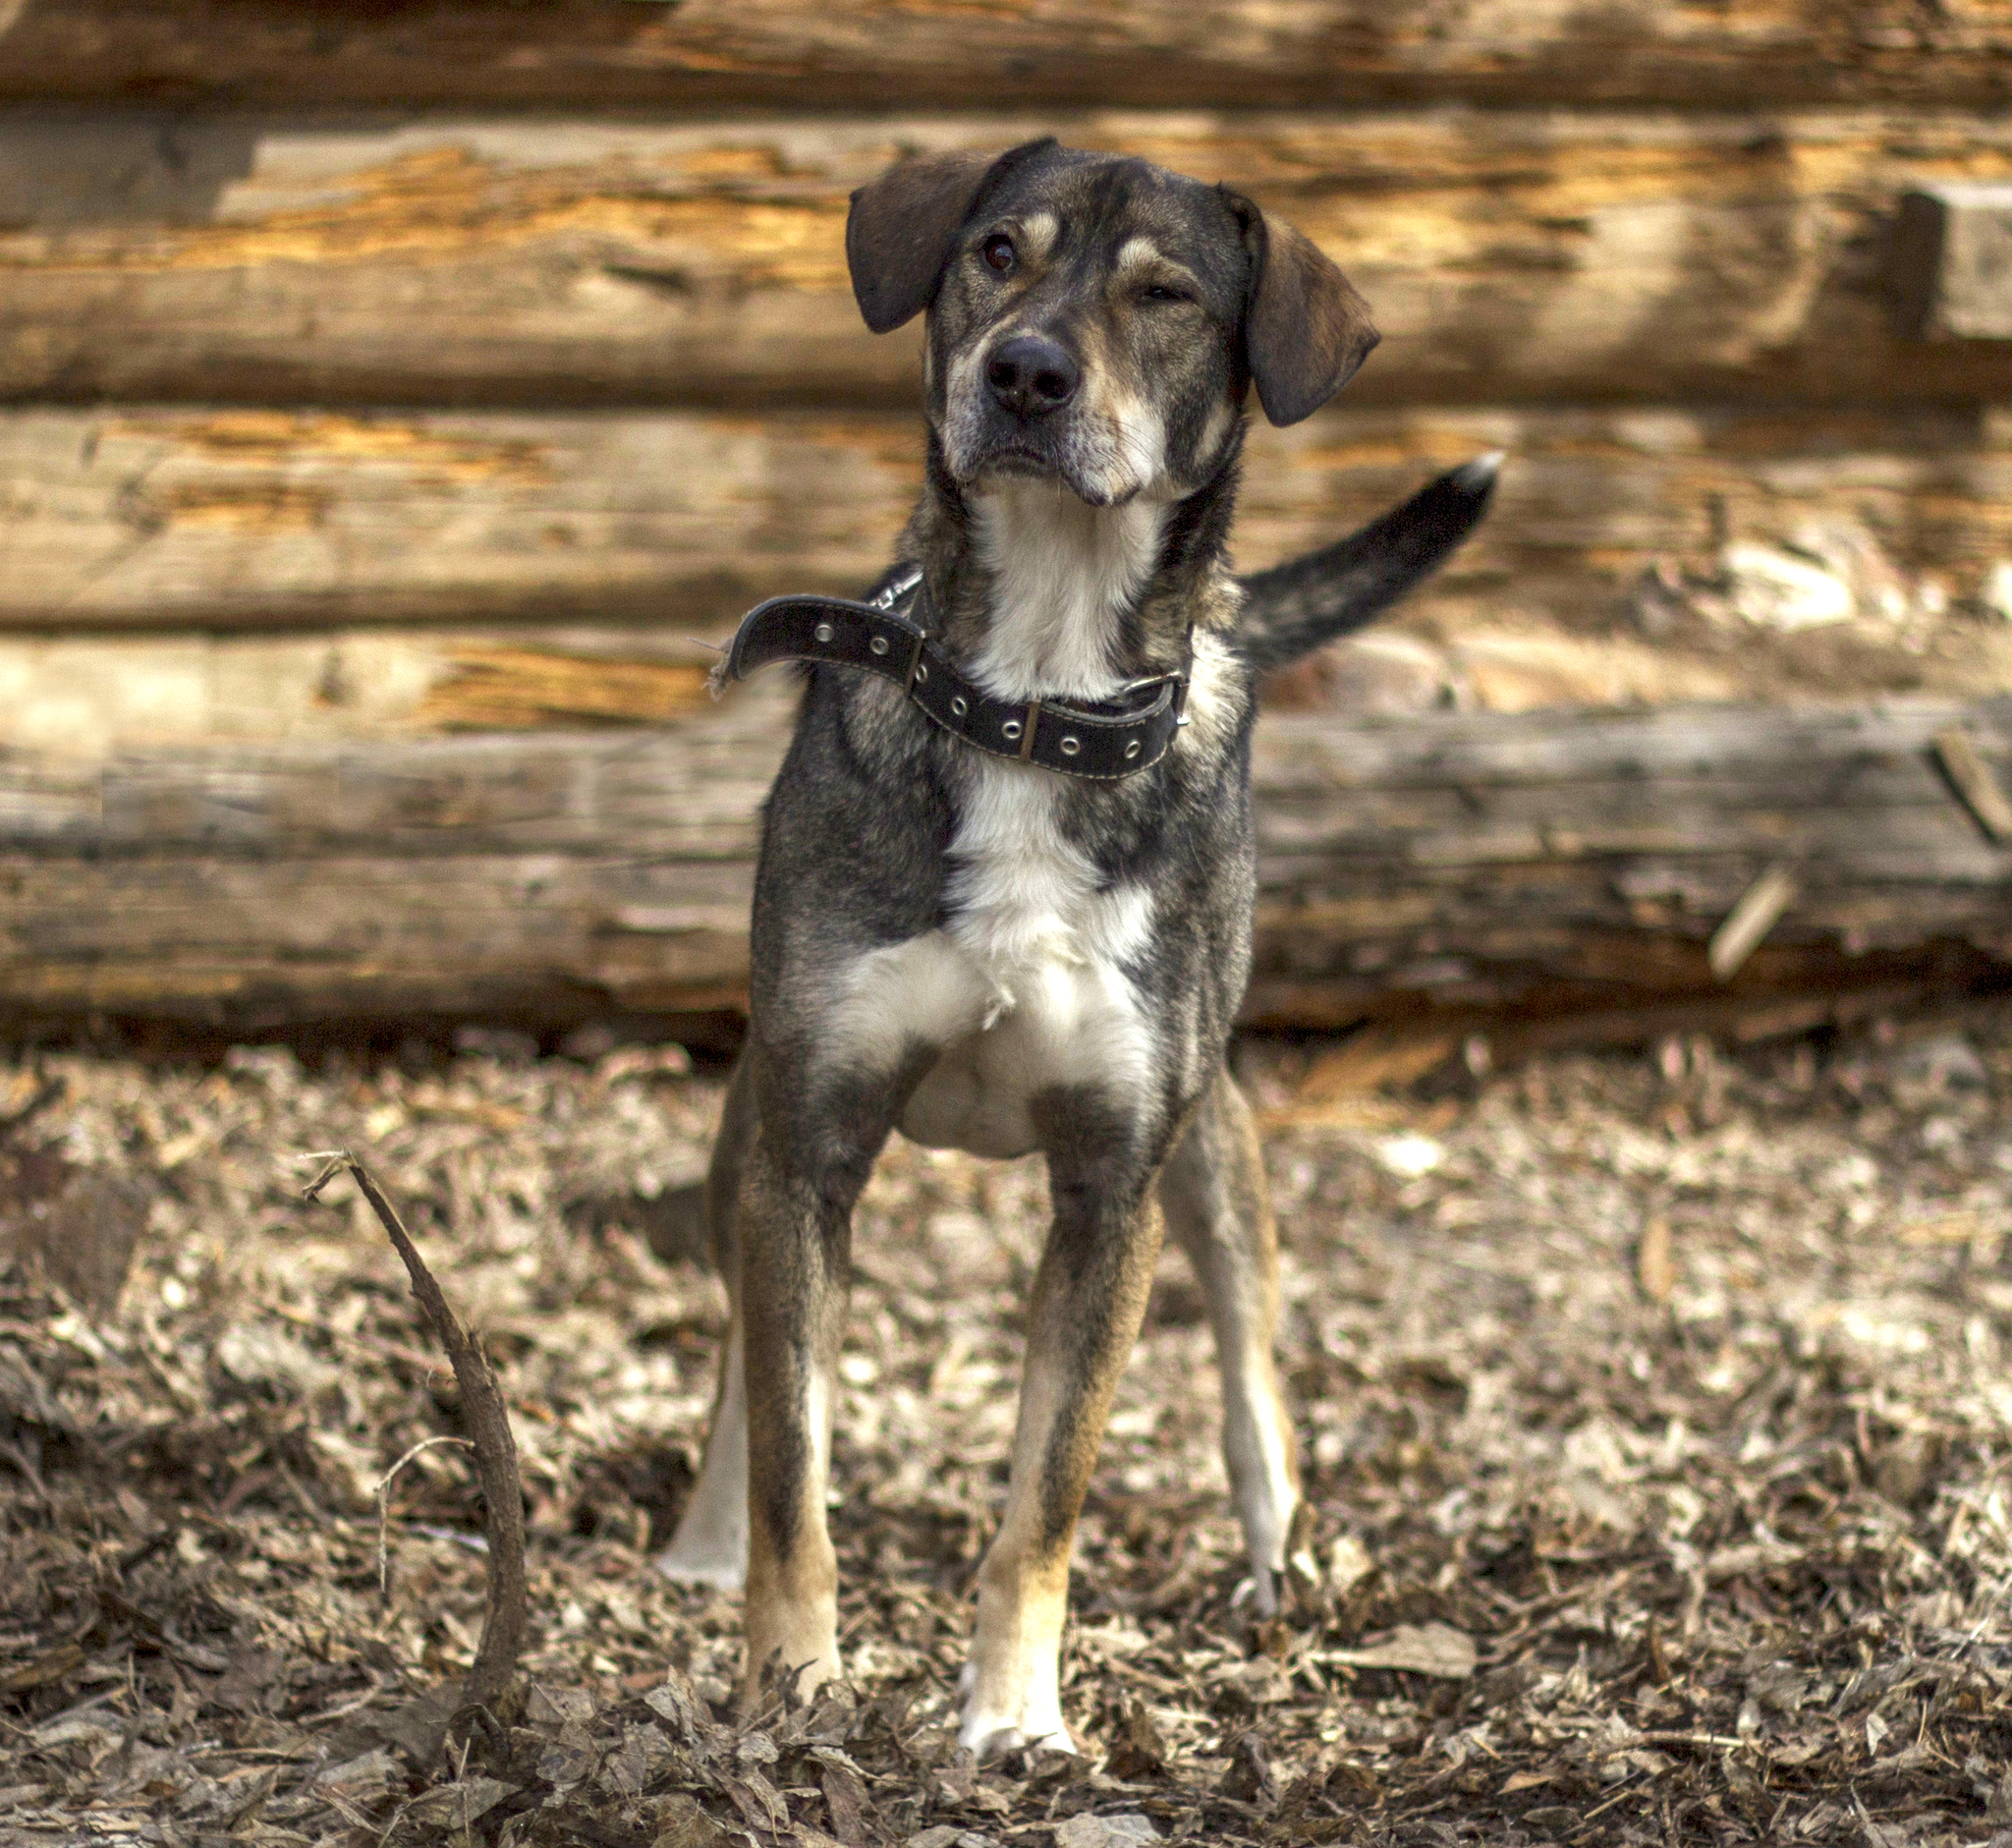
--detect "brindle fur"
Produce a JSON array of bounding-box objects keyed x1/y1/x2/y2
[{"x1": 656, "y1": 140, "x2": 1495, "y2": 1757}]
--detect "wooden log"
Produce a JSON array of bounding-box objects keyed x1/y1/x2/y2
[
  {"x1": 2, "y1": 404, "x2": 2009, "y2": 638},
  {"x1": 3, "y1": 3, "x2": 2006, "y2": 112},
  {"x1": 6, "y1": 110, "x2": 2012, "y2": 410},
  {"x1": 0, "y1": 626, "x2": 744, "y2": 756},
  {"x1": 0, "y1": 406, "x2": 923, "y2": 632},
  {"x1": 3, "y1": 698, "x2": 2009, "y2": 1032},
  {"x1": 1894, "y1": 184, "x2": 2012, "y2": 341}
]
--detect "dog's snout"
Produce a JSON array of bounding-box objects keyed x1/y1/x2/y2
[{"x1": 985, "y1": 335, "x2": 1080, "y2": 419}]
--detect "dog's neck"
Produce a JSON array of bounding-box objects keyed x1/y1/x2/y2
[
  {"x1": 913, "y1": 436, "x2": 1242, "y2": 705},
  {"x1": 966, "y1": 484, "x2": 1166, "y2": 702}
]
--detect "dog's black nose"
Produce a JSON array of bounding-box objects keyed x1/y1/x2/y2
[{"x1": 985, "y1": 335, "x2": 1080, "y2": 419}]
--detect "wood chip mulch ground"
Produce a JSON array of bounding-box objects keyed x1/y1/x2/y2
[{"x1": 2, "y1": 1008, "x2": 2010, "y2": 1846}]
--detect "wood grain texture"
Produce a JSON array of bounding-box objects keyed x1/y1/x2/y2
[
  {"x1": 4, "y1": 700, "x2": 2008, "y2": 1030},
  {"x1": 3, "y1": 2, "x2": 2005, "y2": 112},
  {"x1": 0, "y1": 406, "x2": 922, "y2": 631},
  {"x1": 7, "y1": 109, "x2": 2012, "y2": 410},
  {"x1": 4, "y1": 403, "x2": 2010, "y2": 637},
  {"x1": 0, "y1": 626, "x2": 735, "y2": 756}
]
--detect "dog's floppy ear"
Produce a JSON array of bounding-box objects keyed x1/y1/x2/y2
[
  {"x1": 1223, "y1": 189, "x2": 1379, "y2": 426},
  {"x1": 847, "y1": 140, "x2": 1054, "y2": 335}
]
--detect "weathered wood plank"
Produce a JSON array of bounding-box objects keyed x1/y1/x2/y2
[
  {"x1": 0, "y1": 853, "x2": 757, "y2": 1020},
  {"x1": 0, "y1": 406, "x2": 923, "y2": 630},
  {"x1": 3, "y1": 2, "x2": 2005, "y2": 112},
  {"x1": 7, "y1": 110, "x2": 2012, "y2": 410},
  {"x1": 3, "y1": 404, "x2": 2010, "y2": 639},
  {"x1": 3, "y1": 700, "x2": 2009, "y2": 1030}
]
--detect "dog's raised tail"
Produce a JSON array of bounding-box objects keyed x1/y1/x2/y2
[{"x1": 1236, "y1": 452, "x2": 1500, "y2": 673}]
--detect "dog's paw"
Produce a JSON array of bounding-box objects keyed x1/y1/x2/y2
[
  {"x1": 957, "y1": 1662, "x2": 1073, "y2": 1760},
  {"x1": 1231, "y1": 1566, "x2": 1280, "y2": 1620},
  {"x1": 958, "y1": 1709, "x2": 1076, "y2": 1761}
]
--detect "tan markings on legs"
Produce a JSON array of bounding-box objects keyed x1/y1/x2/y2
[
  {"x1": 659, "y1": 1053, "x2": 759, "y2": 1589},
  {"x1": 738, "y1": 1130, "x2": 849, "y2": 1709},
  {"x1": 1159, "y1": 1065, "x2": 1300, "y2": 1616},
  {"x1": 961, "y1": 1121, "x2": 1167, "y2": 1759},
  {"x1": 960, "y1": 1340, "x2": 1074, "y2": 1754}
]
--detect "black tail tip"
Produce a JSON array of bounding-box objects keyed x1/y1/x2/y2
[{"x1": 1447, "y1": 450, "x2": 1504, "y2": 495}]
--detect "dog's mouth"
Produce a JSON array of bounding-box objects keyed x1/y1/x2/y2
[
  {"x1": 981, "y1": 441, "x2": 1062, "y2": 480},
  {"x1": 957, "y1": 429, "x2": 1132, "y2": 508}
]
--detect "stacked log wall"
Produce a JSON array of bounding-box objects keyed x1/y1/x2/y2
[{"x1": 2, "y1": 2, "x2": 2010, "y2": 1033}]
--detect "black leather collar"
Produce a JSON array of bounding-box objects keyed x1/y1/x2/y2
[{"x1": 716, "y1": 570, "x2": 1188, "y2": 780}]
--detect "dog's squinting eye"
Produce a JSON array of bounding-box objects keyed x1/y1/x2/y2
[
  {"x1": 981, "y1": 235, "x2": 1016, "y2": 274},
  {"x1": 1141, "y1": 284, "x2": 1192, "y2": 304}
]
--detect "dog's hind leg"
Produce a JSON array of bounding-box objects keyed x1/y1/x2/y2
[
  {"x1": 960, "y1": 1092, "x2": 1168, "y2": 1759},
  {"x1": 658, "y1": 1051, "x2": 760, "y2": 1590},
  {"x1": 1159, "y1": 1064, "x2": 1300, "y2": 1617}
]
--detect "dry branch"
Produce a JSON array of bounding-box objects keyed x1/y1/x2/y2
[
  {"x1": 1933, "y1": 727, "x2": 2012, "y2": 841},
  {"x1": 301, "y1": 1151, "x2": 527, "y2": 1710},
  {"x1": 1706, "y1": 864, "x2": 1799, "y2": 981}
]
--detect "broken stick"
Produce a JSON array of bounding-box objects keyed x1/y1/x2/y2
[
  {"x1": 1707, "y1": 864, "x2": 1799, "y2": 982},
  {"x1": 302, "y1": 1151, "x2": 528, "y2": 1710},
  {"x1": 1932, "y1": 727, "x2": 2012, "y2": 842}
]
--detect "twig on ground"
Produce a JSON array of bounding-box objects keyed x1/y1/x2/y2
[
  {"x1": 301, "y1": 1149, "x2": 527, "y2": 1709},
  {"x1": 0, "y1": 1436, "x2": 52, "y2": 1506},
  {"x1": 373, "y1": 1435, "x2": 475, "y2": 1606}
]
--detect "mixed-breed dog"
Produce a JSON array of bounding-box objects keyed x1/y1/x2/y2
[{"x1": 652, "y1": 138, "x2": 1497, "y2": 1757}]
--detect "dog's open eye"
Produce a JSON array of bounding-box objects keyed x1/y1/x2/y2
[
  {"x1": 981, "y1": 235, "x2": 1016, "y2": 274},
  {"x1": 1141, "y1": 283, "x2": 1192, "y2": 304}
]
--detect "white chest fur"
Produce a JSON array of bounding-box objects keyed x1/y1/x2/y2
[
  {"x1": 828, "y1": 487, "x2": 1169, "y2": 1157},
  {"x1": 832, "y1": 758, "x2": 1156, "y2": 1159}
]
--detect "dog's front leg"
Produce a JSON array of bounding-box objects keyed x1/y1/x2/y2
[
  {"x1": 736, "y1": 1099, "x2": 885, "y2": 1709},
  {"x1": 960, "y1": 1093, "x2": 1168, "y2": 1759}
]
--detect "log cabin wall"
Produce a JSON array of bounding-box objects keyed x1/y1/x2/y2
[{"x1": 2, "y1": 2, "x2": 2011, "y2": 1039}]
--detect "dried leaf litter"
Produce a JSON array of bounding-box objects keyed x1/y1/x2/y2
[{"x1": 0, "y1": 1010, "x2": 2009, "y2": 1846}]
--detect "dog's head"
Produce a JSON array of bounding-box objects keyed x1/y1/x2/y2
[{"x1": 847, "y1": 139, "x2": 1377, "y2": 509}]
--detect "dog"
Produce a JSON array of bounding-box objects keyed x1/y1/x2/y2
[{"x1": 654, "y1": 138, "x2": 1496, "y2": 1758}]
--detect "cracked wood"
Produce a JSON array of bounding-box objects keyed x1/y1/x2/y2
[
  {"x1": 5, "y1": 111, "x2": 2012, "y2": 409},
  {"x1": 1, "y1": 404, "x2": 2009, "y2": 636}
]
